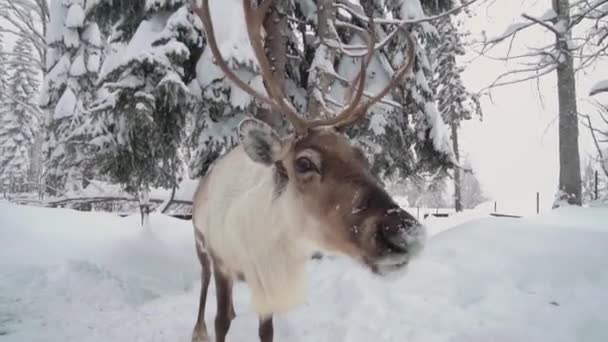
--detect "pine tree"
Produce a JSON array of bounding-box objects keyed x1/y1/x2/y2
[
  {"x1": 459, "y1": 156, "x2": 487, "y2": 209},
  {"x1": 187, "y1": 0, "x2": 263, "y2": 178},
  {"x1": 0, "y1": 33, "x2": 8, "y2": 92},
  {"x1": 0, "y1": 37, "x2": 39, "y2": 193},
  {"x1": 582, "y1": 161, "x2": 596, "y2": 203},
  {"x1": 41, "y1": 0, "x2": 104, "y2": 195},
  {"x1": 88, "y1": 0, "x2": 199, "y2": 226},
  {"x1": 432, "y1": 15, "x2": 481, "y2": 211},
  {"x1": 321, "y1": 0, "x2": 455, "y2": 181},
  {"x1": 187, "y1": 0, "x2": 458, "y2": 183},
  {"x1": 0, "y1": 33, "x2": 11, "y2": 194}
]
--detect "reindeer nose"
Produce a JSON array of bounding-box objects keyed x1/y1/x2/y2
[{"x1": 379, "y1": 208, "x2": 424, "y2": 254}]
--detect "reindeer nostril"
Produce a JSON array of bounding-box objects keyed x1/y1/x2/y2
[{"x1": 380, "y1": 226, "x2": 409, "y2": 253}]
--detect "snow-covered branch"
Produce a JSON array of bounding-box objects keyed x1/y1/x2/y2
[
  {"x1": 570, "y1": 0, "x2": 608, "y2": 27},
  {"x1": 334, "y1": 0, "x2": 485, "y2": 26},
  {"x1": 590, "y1": 80, "x2": 608, "y2": 96},
  {"x1": 484, "y1": 9, "x2": 557, "y2": 48},
  {"x1": 0, "y1": 0, "x2": 48, "y2": 73}
]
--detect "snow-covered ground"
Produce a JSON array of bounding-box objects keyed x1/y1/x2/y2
[{"x1": 1, "y1": 202, "x2": 608, "y2": 341}]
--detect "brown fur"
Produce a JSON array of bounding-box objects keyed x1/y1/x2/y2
[
  {"x1": 276, "y1": 128, "x2": 403, "y2": 265},
  {"x1": 191, "y1": 128, "x2": 422, "y2": 342}
]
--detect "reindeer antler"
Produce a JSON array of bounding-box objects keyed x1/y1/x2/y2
[{"x1": 192, "y1": 0, "x2": 416, "y2": 135}]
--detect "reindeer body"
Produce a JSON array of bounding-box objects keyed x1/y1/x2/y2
[
  {"x1": 189, "y1": 1, "x2": 426, "y2": 341},
  {"x1": 193, "y1": 146, "x2": 316, "y2": 316}
]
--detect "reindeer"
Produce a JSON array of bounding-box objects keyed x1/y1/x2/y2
[{"x1": 190, "y1": 1, "x2": 426, "y2": 341}]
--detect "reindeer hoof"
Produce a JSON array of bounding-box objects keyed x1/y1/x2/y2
[{"x1": 192, "y1": 324, "x2": 210, "y2": 342}]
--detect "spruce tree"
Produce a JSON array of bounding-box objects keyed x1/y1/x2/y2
[
  {"x1": 41, "y1": 0, "x2": 104, "y2": 195},
  {"x1": 88, "y1": 0, "x2": 199, "y2": 226},
  {"x1": 304, "y1": 0, "x2": 456, "y2": 181},
  {"x1": 432, "y1": 15, "x2": 481, "y2": 211},
  {"x1": 0, "y1": 37, "x2": 39, "y2": 193}
]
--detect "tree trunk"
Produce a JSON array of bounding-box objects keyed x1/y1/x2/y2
[
  {"x1": 451, "y1": 121, "x2": 463, "y2": 212},
  {"x1": 306, "y1": 0, "x2": 338, "y2": 118},
  {"x1": 257, "y1": 0, "x2": 290, "y2": 133},
  {"x1": 139, "y1": 188, "x2": 151, "y2": 230},
  {"x1": 553, "y1": 0, "x2": 582, "y2": 206}
]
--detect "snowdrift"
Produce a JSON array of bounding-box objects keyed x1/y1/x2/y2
[{"x1": 1, "y1": 203, "x2": 607, "y2": 341}]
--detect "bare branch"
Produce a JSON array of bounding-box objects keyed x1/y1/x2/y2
[
  {"x1": 479, "y1": 64, "x2": 557, "y2": 93},
  {"x1": 581, "y1": 113, "x2": 608, "y2": 178}
]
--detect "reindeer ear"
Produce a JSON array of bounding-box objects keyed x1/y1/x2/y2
[{"x1": 239, "y1": 118, "x2": 284, "y2": 165}]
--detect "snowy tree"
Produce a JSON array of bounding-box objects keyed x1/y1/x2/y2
[
  {"x1": 187, "y1": 0, "x2": 267, "y2": 178},
  {"x1": 0, "y1": 33, "x2": 11, "y2": 193},
  {"x1": 307, "y1": 0, "x2": 460, "y2": 181},
  {"x1": 582, "y1": 160, "x2": 597, "y2": 202},
  {"x1": 0, "y1": 37, "x2": 40, "y2": 193},
  {"x1": 0, "y1": 0, "x2": 50, "y2": 193},
  {"x1": 41, "y1": 0, "x2": 104, "y2": 195},
  {"x1": 459, "y1": 156, "x2": 487, "y2": 209},
  {"x1": 187, "y1": 0, "x2": 462, "y2": 181},
  {"x1": 481, "y1": 0, "x2": 608, "y2": 206},
  {"x1": 88, "y1": 0, "x2": 199, "y2": 227},
  {"x1": 431, "y1": 14, "x2": 481, "y2": 212},
  {"x1": 398, "y1": 173, "x2": 450, "y2": 209},
  {"x1": 0, "y1": 0, "x2": 49, "y2": 74},
  {"x1": 0, "y1": 32, "x2": 9, "y2": 107}
]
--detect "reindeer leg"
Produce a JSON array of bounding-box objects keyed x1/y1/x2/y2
[
  {"x1": 192, "y1": 235, "x2": 212, "y2": 342},
  {"x1": 213, "y1": 266, "x2": 235, "y2": 342},
  {"x1": 259, "y1": 316, "x2": 273, "y2": 342}
]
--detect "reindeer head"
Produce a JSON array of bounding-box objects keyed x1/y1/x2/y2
[{"x1": 193, "y1": 0, "x2": 426, "y2": 276}]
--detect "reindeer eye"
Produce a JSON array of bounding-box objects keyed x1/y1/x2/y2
[{"x1": 295, "y1": 157, "x2": 315, "y2": 173}]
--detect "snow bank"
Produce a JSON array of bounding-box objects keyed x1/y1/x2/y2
[
  {"x1": 0, "y1": 203, "x2": 198, "y2": 340},
  {"x1": 1, "y1": 203, "x2": 608, "y2": 341}
]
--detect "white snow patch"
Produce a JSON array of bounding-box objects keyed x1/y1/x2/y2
[
  {"x1": 424, "y1": 102, "x2": 456, "y2": 158},
  {"x1": 82, "y1": 23, "x2": 103, "y2": 47},
  {"x1": 65, "y1": 4, "x2": 85, "y2": 29},
  {"x1": 400, "y1": 0, "x2": 426, "y2": 20},
  {"x1": 69, "y1": 53, "x2": 86, "y2": 76},
  {"x1": 54, "y1": 88, "x2": 78, "y2": 119}
]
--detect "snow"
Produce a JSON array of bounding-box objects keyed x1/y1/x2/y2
[
  {"x1": 400, "y1": 0, "x2": 426, "y2": 20},
  {"x1": 53, "y1": 88, "x2": 78, "y2": 119},
  {"x1": 47, "y1": 0, "x2": 68, "y2": 44},
  {"x1": 82, "y1": 23, "x2": 102, "y2": 48},
  {"x1": 64, "y1": 27, "x2": 80, "y2": 48},
  {"x1": 424, "y1": 101, "x2": 457, "y2": 158},
  {"x1": 590, "y1": 79, "x2": 608, "y2": 96},
  {"x1": 87, "y1": 53, "x2": 101, "y2": 73},
  {"x1": 540, "y1": 9, "x2": 558, "y2": 21},
  {"x1": 192, "y1": 0, "x2": 267, "y2": 108},
  {"x1": 488, "y1": 22, "x2": 530, "y2": 44},
  {"x1": 65, "y1": 4, "x2": 85, "y2": 29},
  {"x1": 2, "y1": 201, "x2": 608, "y2": 341},
  {"x1": 554, "y1": 19, "x2": 568, "y2": 34},
  {"x1": 69, "y1": 53, "x2": 86, "y2": 76}
]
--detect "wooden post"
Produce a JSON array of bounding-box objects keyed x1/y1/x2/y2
[
  {"x1": 536, "y1": 192, "x2": 540, "y2": 214},
  {"x1": 494, "y1": 201, "x2": 497, "y2": 213},
  {"x1": 595, "y1": 170, "x2": 599, "y2": 200}
]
